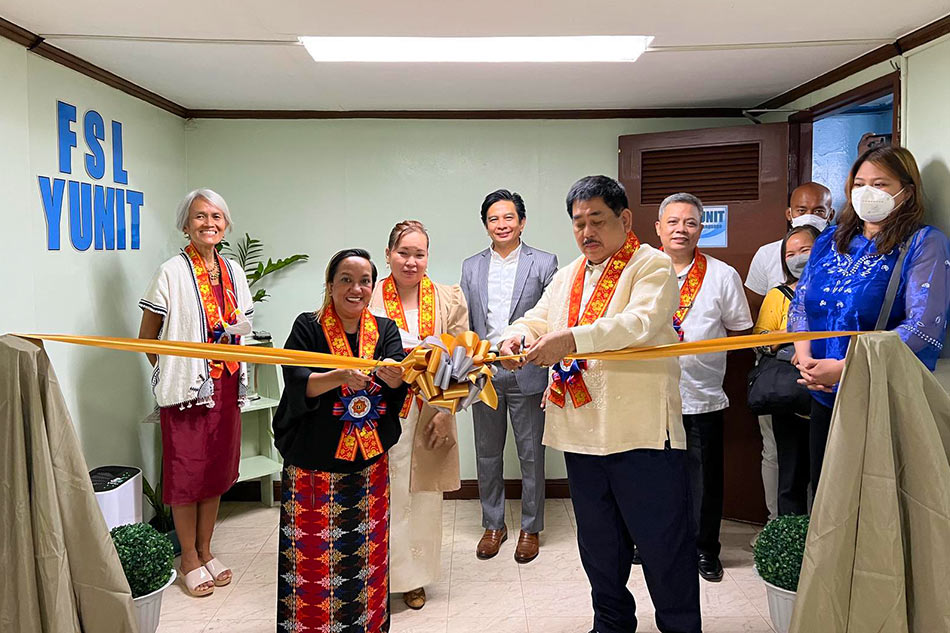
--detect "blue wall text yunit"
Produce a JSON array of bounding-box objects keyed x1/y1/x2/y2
[{"x1": 38, "y1": 100, "x2": 145, "y2": 251}]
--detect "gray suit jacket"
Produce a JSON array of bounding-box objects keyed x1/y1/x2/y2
[{"x1": 460, "y1": 243, "x2": 558, "y2": 395}]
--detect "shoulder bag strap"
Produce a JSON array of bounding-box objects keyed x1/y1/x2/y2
[{"x1": 874, "y1": 231, "x2": 918, "y2": 330}]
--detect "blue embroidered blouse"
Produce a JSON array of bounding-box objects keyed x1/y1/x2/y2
[{"x1": 787, "y1": 224, "x2": 950, "y2": 408}]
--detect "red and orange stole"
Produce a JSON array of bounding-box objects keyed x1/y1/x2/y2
[
  {"x1": 321, "y1": 303, "x2": 384, "y2": 461},
  {"x1": 381, "y1": 275, "x2": 435, "y2": 417},
  {"x1": 549, "y1": 231, "x2": 641, "y2": 408},
  {"x1": 672, "y1": 250, "x2": 707, "y2": 341},
  {"x1": 184, "y1": 243, "x2": 240, "y2": 379}
]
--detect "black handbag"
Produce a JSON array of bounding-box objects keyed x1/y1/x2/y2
[{"x1": 747, "y1": 286, "x2": 812, "y2": 416}]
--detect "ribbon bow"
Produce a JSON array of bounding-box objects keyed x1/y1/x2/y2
[{"x1": 400, "y1": 332, "x2": 499, "y2": 414}]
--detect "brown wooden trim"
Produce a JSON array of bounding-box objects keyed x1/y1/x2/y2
[
  {"x1": 185, "y1": 108, "x2": 745, "y2": 120},
  {"x1": 756, "y1": 43, "x2": 899, "y2": 111},
  {"x1": 793, "y1": 71, "x2": 899, "y2": 120},
  {"x1": 756, "y1": 13, "x2": 950, "y2": 111},
  {"x1": 0, "y1": 16, "x2": 37, "y2": 47},
  {"x1": 898, "y1": 14, "x2": 950, "y2": 51},
  {"x1": 787, "y1": 71, "x2": 901, "y2": 146},
  {"x1": 443, "y1": 479, "x2": 571, "y2": 500},
  {"x1": 0, "y1": 16, "x2": 187, "y2": 117},
  {"x1": 225, "y1": 478, "x2": 572, "y2": 503}
]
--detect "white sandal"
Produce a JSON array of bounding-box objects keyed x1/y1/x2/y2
[
  {"x1": 181, "y1": 565, "x2": 215, "y2": 597},
  {"x1": 203, "y1": 557, "x2": 232, "y2": 587}
]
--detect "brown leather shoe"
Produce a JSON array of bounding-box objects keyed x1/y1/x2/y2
[
  {"x1": 403, "y1": 587, "x2": 426, "y2": 610},
  {"x1": 514, "y1": 530, "x2": 540, "y2": 564},
  {"x1": 476, "y1": 526, "x2": 508, "y2": 559}
]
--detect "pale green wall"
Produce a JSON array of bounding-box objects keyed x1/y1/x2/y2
[
  {"x1": 0, "y1": 41, "x2": 187, "y2": 488},
  {"x1": 11, "y1": 32, "x2": 946, "y2": 486},
  {"x1": 905, "y1": 35, "x2": 950, "y2": 234},
  {"x1": 184, "y1": 116, "x2": 747, "y2": 479},
  {"x1": 757, "y1": 39, "x2": 950, "y2": 245}
]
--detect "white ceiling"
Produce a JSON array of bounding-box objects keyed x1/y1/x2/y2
[{"x1": 1, "y1": 1, "x2": 946, "y2": 111}]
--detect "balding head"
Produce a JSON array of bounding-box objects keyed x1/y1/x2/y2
[{"x1": 786, "y1": 182, "x2": 833, "y2": 224}]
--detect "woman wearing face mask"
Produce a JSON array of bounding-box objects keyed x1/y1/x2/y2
[
  {"x1": 368, "y1": 220, "x2": 468, "y2": 610},
  {"x1": 789, "y1": 146, "x2": 950, "y2": 491},
  {"x1": 753, "y1": 225, "x2": 819, "y2": 515}
]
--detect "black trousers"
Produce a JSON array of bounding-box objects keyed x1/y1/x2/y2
[
  {"x1": 683, "y1": 410, "x2": 724, "y2": 557},
  {"x1": 772, "y1": 412, "x2": 811, "y2": 515},
  {"x1": 809, "y1": 399, "x2": 834, "y2": 493},
  {"x1": 565, "y1": 447, "x2": 702, "y2": 633}
]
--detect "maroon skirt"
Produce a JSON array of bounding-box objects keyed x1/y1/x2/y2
[{"x1": 160, "y1": 370, "x2": 241, "y2": 505}]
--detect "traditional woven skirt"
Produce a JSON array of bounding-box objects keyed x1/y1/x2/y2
[
  {"x1": 278, "y1": 457, "x2": 390, "y2": 633},
  {"x1": 159, "y1": 370, "x2": 241, "y2": 505}
]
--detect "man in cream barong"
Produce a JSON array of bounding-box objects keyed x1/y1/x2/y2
[{"x1": 501, "y1": 175, "x2": 701, "y2": 633}]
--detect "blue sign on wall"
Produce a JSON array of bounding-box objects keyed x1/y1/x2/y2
[
  {"x1": 38, "y1": 100, "x2": 144, "y2": 251},
  {"x1": 698, "y1": 205, "x2": 728, "y2": 248}
]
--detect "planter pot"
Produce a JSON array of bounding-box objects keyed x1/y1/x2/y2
[
  {"x1": 763, "y1": 579, "x2": 796, "y2": 633},
  {"x1": 148, "y1": 517, "x2": 181, "y2": 556},
  {"x1": 132, "y1": 568, "x2": 176, "y2": 633}
]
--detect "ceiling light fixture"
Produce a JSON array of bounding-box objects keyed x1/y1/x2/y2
[{"x1": 297, "y1": 36, "x2": 654, "y2": 63}]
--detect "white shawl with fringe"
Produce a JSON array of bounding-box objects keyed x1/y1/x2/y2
[{"x1": 139, "y1": 250, "x2": 254, "y2": 409}]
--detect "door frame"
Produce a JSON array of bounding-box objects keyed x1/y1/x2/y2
[{"x1": 788, "y1": 71, "x2": 901, "y2": 192}]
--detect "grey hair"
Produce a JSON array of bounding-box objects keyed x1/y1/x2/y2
[
  {"x1": 175, "y1": 188, "x2": 232, "y2": 232},
  {"x1": 658, "y1": 192, "x2": 704, "y2": 221}
]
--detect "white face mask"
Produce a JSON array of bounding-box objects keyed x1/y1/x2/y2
[
  {"x1": 786, "y1": 253, "x2": 810, "y2": 280},
  {"x1": 790, "y1": 214, "x2": 828, "y2": 232},
  {"x1": 851, "y1": 185, "x2": 905, "y2": 223}
]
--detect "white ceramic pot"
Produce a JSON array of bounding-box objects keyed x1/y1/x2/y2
[
  {"x1": 132, "y1": 568, "x2": 176, "y2": 633},
  {"x1": 763, "y1": 579, "x2": 796, "y2": 633}
]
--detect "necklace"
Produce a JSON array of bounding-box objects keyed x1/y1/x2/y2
[{"x1": 207, "y1": 258, "x2": 220, "y2": 283}]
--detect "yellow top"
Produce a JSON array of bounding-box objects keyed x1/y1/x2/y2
[{"x1": 754, "y1": 286, "x2": 792, "y2": 334}]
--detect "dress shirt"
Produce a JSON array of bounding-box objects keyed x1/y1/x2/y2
[
  {"x1": 676, "y1": 255, "x2": 753, "y2": 415},
  {"x1": 486, "y1": 243, "x2": 522, "y2": 344},
  {"x1": 745, "y1": 239, "x2": 785, "y2": 296}
]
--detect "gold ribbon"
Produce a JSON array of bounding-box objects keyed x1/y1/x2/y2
[
  {"x1": 17, "y1": 330, "x2": 865, "y2": 412},
  {"x1": 400, "y1": 332, "x2": 498, "y2": 414}
]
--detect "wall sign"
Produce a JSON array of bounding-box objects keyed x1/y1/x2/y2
[
  {"x1": 38, "y1": 100, "x2": 144, "y2": 251},
  {"x1": 698, "y1": 205, "x2": 728, "y2": 248}
]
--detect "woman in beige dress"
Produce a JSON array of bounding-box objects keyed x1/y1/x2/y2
[{"x1": 369, "y1": 220, "x2": 468, "y2": 609}]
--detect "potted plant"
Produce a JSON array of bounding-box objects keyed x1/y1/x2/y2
[
  {"x1": 218, "y1": 232, "x2": 309, "y2": 396},
  {"x1": 753, "y1": 514, "x2": 809, "y2": 633},
  {"x1": 142, "y1": 472, "x2": 181, "y2": 556},
  {"x1": 111, "y1": 522, "x2": 176, "y2": 633}
]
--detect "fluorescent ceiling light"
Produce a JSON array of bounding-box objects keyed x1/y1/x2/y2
[{"x1": 298, "y1": 36, "x2": 653, "y2": 63}]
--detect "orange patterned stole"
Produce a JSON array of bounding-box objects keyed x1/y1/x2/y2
[
  {"x1": 381, "y1": 275, "x2": 435, "y2": 417},
  {"x1": 184, "y1": 243, "x2": 240, "y2": 379},
  {"x1": 549, "y1": 231, "x2": 641, "y2": 408},
  {"x1": 321, "y1": 304, "x2": 384, "y2": 461},
  {"x1": 669, "y1": 249, "x2": 707, "y2": 341}
]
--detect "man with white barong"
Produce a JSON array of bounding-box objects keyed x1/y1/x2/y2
[{"x1": 500, "y1": 175, "x2": 701, "y2": 633}]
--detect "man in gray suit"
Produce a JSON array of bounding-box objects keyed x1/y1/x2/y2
[{"x1": 460, "y1": 189, "x2": 558, "y2": 563}]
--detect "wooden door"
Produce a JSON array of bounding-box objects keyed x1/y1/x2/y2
[{"x1": 619, "y1": 122, "x2": 792, "y2": 523}]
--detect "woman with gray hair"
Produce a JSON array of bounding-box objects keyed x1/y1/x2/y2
[{"x1": 138, "y1": 188, "x2": 254, "y2": 597}]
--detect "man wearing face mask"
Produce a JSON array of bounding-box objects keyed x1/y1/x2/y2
[
  {"x1": 656, "y1": 193, "x2": 753, "y2": 582},
  {"x1": 744, "y1": 182, "x2": 832, "y2": 523},
  {"x1": 746, "y1": 183, "x2": 834, "y2": 300},
  {"x1": 790, "y1": 147, "x2": 950, "y2": 490}
]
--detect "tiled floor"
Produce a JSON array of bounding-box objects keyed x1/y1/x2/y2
[{"x1": 157, "y1": 499, "x2": 775, "y2": 633}]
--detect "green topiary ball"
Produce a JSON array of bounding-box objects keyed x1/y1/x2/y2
[
  {"x1": 754, "y1": 514, "x2": 809, "y2": 591},
  {"x1": 110, "y1": 522, "x2": 174, "y2": 598}
]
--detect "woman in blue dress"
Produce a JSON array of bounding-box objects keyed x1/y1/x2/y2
[{"x1": 789, "y1": 146, "x2": 950, "y2": 490}]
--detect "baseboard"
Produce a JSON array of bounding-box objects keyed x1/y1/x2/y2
[
  {"x1": 443, "y1": 479, "x2": 571, "y2": 500},
  {"x1": 223, "y1": 478, "x2": 571, "y2": 503}
]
